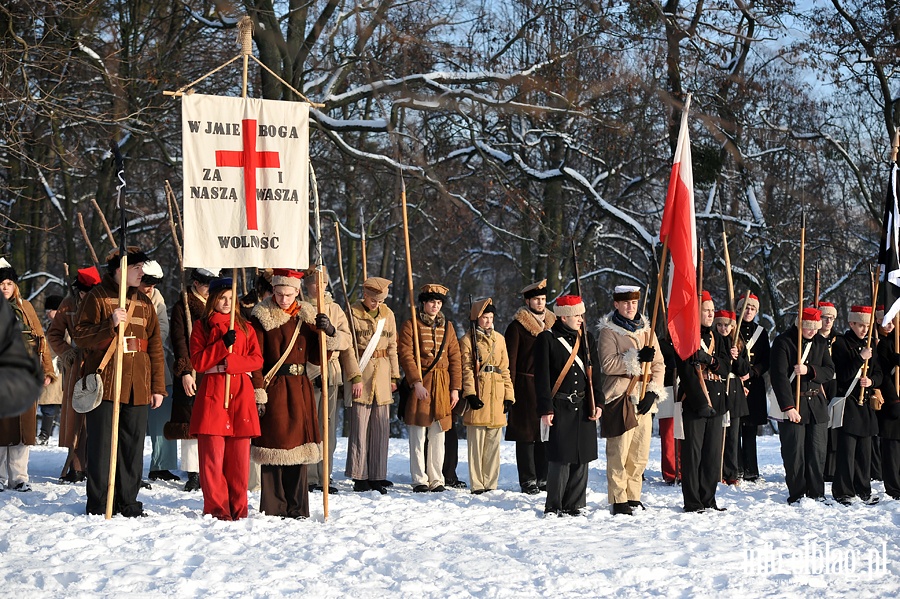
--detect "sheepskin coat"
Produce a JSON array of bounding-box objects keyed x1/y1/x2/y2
[
  {"x1": 249, "y1": 298, "x2": 338, "y2": 466},
  {"x1": 596, "y1": 312, "x2": 667, "y2": 413},
  {"x1": 460, "y1": 327, "x2": 515, "y2": 428}
]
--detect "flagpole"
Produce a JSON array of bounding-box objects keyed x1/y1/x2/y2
[
  {"x1": 795, "y1": 210, "x2": 806, "y2": 411},
  {"x1": 360, "y1": 207, "x2": 368, "y2": 283},
  {"x1": 310, "y1": 164, "x2": 330, "y2": 520},
  {"x1": 640, "y1": 236, "x2": 668, "y2": 399},
  {"x1": 859, "y1": 267, "x2": 880, "y2": 406}
]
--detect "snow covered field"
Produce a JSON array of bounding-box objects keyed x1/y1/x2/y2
[{"x1": 2, "y1": 431, "x2": 899, "y2": 598}]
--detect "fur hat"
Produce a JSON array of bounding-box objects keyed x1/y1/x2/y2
[
  {"x1": 105, "y1": 246, "x2": 149, "y2": 272},
  {"x1": 818, "y1": 301, "x2": 837, "y2": 319},
  {"x1": 272, "y1": 269, "x2": 304, "y2": 290},
  {"x1": 876, "y1": 305, "x2": 885, "y2": 323},
  {"x1": 848, "y1": 305, "x2": 873, "y2": 325},
  {"x1": 418, "y1": 283, "x2": 449, "y2": 304},
  {"x1": 521, "y1": 279, "x2": 547, "y2": 299},
  {"x1": 714, "y1": 310, "x2": 736, "y2": 327},
  {"x1": 0, "y1": 257, "x2": 17, "y2": 283},
  {"x1": 613, "y1": 285, "x2": 640, "y2": 302},
  {"x1": 470, "y1": 298, "x2": 493, "y2": 321},
  {"x1": 554, "y1": 295, "x2": 585, "y2": 317},
  {"x1": 362, "y1": 277, "x2": 392, "y2": 301},
  {"x1": 302, "y1": 266, "x2": 329, "y2": 287},
  {"x1": 191, "y1": 268, "x2": 220, "y2": 285},
  {"x1": 141, "y1": 260, "x2": 164, "y2": 285},
  {"x1": 802, "y1": 307, "x2": 822, "y2": 330},
  {"x1": 74, "y1": 266, "x2": 101, "y2": 291},
  {"x1": 737, "y1": 293, "x2": 759, "y2": 312}
]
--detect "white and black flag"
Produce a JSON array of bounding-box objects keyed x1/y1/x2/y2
[{"x1": 879, "y1": 162, "x2": 900, "y2": 327}]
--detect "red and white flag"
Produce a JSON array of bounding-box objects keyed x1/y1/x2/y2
[
  {"x1": 182, "y1": 94, "x2": 309, "y2": 269},
  {"x1": 659, "y1": 97, "x2": 699, "y2": 360}
]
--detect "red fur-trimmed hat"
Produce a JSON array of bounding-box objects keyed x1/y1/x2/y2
[
  {"x1": 701, "y1": 290, "x2": 713, "y2": 304},
  {"x1": 818, "y1": 301, "x2": 837, "y2": 319},
  {"x1": 714, "y1": 310, "x2": 736, "y2": 326},
  {"x1": 553, "y1": 294, "x2": 585, "y2": 317},
  {"x1": 271, "y1": 268, "x2": 304, "y2": 290},
  {"x1": 802, "y1": 307, "x2": 822, "y2": 330},
  {"x1": 848, "y1": 305, "x2": 873, "y2": 325},
  {"x1": 876, "y1": 304, "x2": 885, "y2": 323},
  {"x1": 738, "y1": 293, "x2": 759, "y2": 312}
]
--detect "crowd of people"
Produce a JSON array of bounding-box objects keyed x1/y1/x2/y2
[{"x1": 2, "y1": 247, "x2": 898, "y2": 520}]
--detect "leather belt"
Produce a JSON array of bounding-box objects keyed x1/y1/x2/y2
[
  {"x1": 204, "y1": 365, "x2": 227, "y2": 374},
  {"x1": 554, "y1": 390, "x2": 585, "y2": 404},
  {"x1": 703, "y1": 373, "x2": 723, "y2": 382},
  {"x1": 123, "y1": 336, "x2": 148, "y2": 353},
  {"x1": 481, "y1": 365, "x2": 499, "y2": 374},
  {"x1": 800, "y1": 390, "x2": 820, "y2": 397},
  {"x1": 276, "y1": 363, "x2": 306, "y2": 376},
  {"x1": 365, "y1": 349, "x2": 389, "y2": 359}
]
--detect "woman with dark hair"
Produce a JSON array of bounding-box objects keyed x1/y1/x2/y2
[
  {"x1": 189, "y1": 278, "x2": 263, "y2": 520},
  {"x1": 0, "y1": 258, "x2": 53, "y2": 491}
]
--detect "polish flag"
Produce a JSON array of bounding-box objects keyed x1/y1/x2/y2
[{"x1": 659, "y1": 96, "x2": 699, "y2": 360}]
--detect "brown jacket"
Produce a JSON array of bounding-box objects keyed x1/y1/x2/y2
[
  {"x1": 73, "y1": 275, "x2": 166, "y2": 405},
  {"x1": 398, "y1": 312, "x2": 462, "y2": 431},
  {"x1": 250, "y1": 298, "x2": 339, "y2": 465},
  {"x1": 460, "y1": 327, "x2": 514, "y2": 428},
  {"x1": 349, "y1": 301, "x2": 399, "y2": 406},
  {"x1": 504, "y1": 307, "x2": 555, "y2": 442},
  {"x1": 47, "y1": 294, "x2": 84, "y2": 448},
  {"x1": 0, "y1": 298, "x2": 50, "y2": 445}
]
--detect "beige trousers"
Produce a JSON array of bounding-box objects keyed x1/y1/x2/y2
[
  {"x1": 0, "y1": 443, "x2": 29, "y2": 486},
  {"x1": 409, "y1": 421, "x2": 445, "y2": 489},
  {"x1": 467, "y1": 426, "x2": 501, "y2": 492},
  {"x1": 605, "y1": 411, "x2": 653, "y2": 504}
]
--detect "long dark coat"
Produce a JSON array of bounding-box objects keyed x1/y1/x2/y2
[
  {"x1": 504, "y1": 307, "x2": 555, "y2": 442},
  {"x1": 166, "y1": 291, "x2": 207, "y2": 440},
  {"x1": 738, "y1": 320, "x2": 770, "y2": 426},
  {"x1": 832, "y1": 330, "x2": 882, "y2": 437},
  {"x1": 876, "y1": 333, "x2": 900, "y2": 440},
  {"x1": 0, "y1": 299, "x2": 41, "y2": 418},
  {"x1": 533, "y1": 320, "x2": 600, "y2": 464},
  {"x1": 0, "y1": 297, "x2": 49, "y2": 443},
  {"x1": 676, "y1": 326, "x2": 732, "y2": 419},
  {"x1": 769, "y1": 327, "x2": 835, "y2": 424}
]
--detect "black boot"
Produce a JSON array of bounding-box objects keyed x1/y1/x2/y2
[
  {"x1": 612, "y1": 502, "x2": 634, "y2": 516},
  {"x1": 184, "y1": 472, "x2": 200, "y2": 492},
  {"x1": 353, "y1": 479, "x2": 371, "y2": 492}
]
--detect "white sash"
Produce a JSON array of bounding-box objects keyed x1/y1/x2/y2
[
  {"x1": 788, "y1": 342, "x2": 812, "y2": 384},
  {"x1": 745, "y1": 325, "x2": 764, "y2": 352},
  {"x1": 769, "y1": 342, "x2": 813, "y2": 421},
  {"x1": 556, "y1": 337, "x2": 585, "y2": 375},
  {"x1": 357, "y1": 317, "x2": 386, "y2": 373},
  {"x1": 828, "y1": 367, "x2": 863, "y2": 429}
]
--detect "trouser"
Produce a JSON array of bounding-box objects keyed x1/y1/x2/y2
[
  {"x1": 198, "y1": 435, "x2": 251, "y2": 520},
  {"x1": 833, "y1": 430, "x2": 873, "y2": 500},
  {"x1": 605, "y1": 411, "x2": 652, "y2": 504},
  {"x1": 881, "y1": 437, "x2": 900, "y2": 498},
  {"x1": 515, "y1": 440, "x2": 548, "y2": 489},
  {"x1": 659, "y1": 417, "x2": 677, "y2": 482},
  {"x1": 739, "y1": 420, "x2": 760, "y2": 479},
  {"x1": 147, "y1": 391, "x2": 177, "y2": 471},
  {"x1": 259, "y1": 464, "x2": 309, "y2": 518},
  {"x1": 544, "y1": 461, "x2": 588, "y2": 513},
  {"x1": 248, "y1": 458, "x2": 261, "y2": 491},
  {"x1": 308, "y1": 381, "x2": 339, "y2": 486},
  {"x1": 779, "y1": 420, "x2": 827, "y2": 502},
  {"x1": 85, "y1": 401, "x2": 148, "y2": 517},
  {"x1": 409, "y1": 421, "x2": 445, "y2": 489},
  {"x1": 181, "y1": 438, "x2": 199, "y2": 473},
  {"x1": 723, "y1": 416, "x2": 741, "y2": 482},
  {"x1": 467, "y1": 426, "x2": 501, "y2": 491},
  {"x1": 0, "y1": 444, "x2": 30, "y2": 486},
  {"x1": 871, "y1": 436, "x2": 882, "y2": 481},
  {"x1": 38, "y1": 404, "x2": 61, "y2": 439},
  {"x1": 345, "y1": 402, "x2": 389, "y2": 481},
  {"x1": 682, "y1": 414, "x2": 725, "y2": 511},
  {"x1": 442, "y1": 415, "x2": 462, "y2": 483},
  {"x1": 824, "y1": 428, "x2": 838, "y2": 481}
]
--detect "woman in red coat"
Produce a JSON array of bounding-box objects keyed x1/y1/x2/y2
[{"x1": 190, "y1": 278, "x2": 263, "y2": 520}]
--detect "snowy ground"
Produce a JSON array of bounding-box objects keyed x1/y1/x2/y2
[{"x1": 2, "y1": 429, "x2": 899, "y2": 598}]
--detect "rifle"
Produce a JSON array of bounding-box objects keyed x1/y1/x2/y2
[
  {"x1": 570, "y1": 241, "x2": 596, "y2": 416},
  {"x1": 334, "y1": 221, "x2": 361, "y2": 361},
  {"x1": 795, "y1": 210, "x2": 807, "y2": 411},
  {"x1": 469, "y1": 295, "x2": 481, "y2": 403}
]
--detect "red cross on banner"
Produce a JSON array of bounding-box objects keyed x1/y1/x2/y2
[{"x1": 215, "y1": 119, "x2": 280, "y2": 230}]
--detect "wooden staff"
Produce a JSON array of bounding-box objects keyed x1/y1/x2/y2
[
  {"x1": 735, "y1": 289, "x2": 752, "y2": 347},
  {"x1": 105, "y1": 142, "x2": 128, "y2": 520},
  {"x1": 859, "y1": 266, "x2": 880, "y2": 406},
  {"x1": 90, "y1": 198, "x2": 116, "y2": 247},
  {"x1": 164, "y1": 181, "x2": 197, "y2": 385},
  {"x1": 722, "y1": 230, "x2": 735, "y2": 314},
  {"x1": 640, "y1": 237, "x2": 669, "y2": 398},
  {"x1": 310, "y1": 163, "x2": 330, "y2": 519},
  {"x1": 814, "y1": 261, "x2": 821, "y2": 309},
  {"x1": 360, "y1": 206, "x2": 368, "y2": 282},
  {"x1": 795, "y1": 210, "x2": 806, "y2": 411},
  {"x1": 400, "y1": 175, "x2": 423, "y2": 379},
  {"x1": 76, "y1": 213, "x2": 101, "y2": 270},
  {"x1": 695, "y1": 248, "x2": 714, "y2": 410},
  {"x1": 892, "y1": 132, "x2": 900, "y2": 395},
  {"x1": 334, "y1": 221, "x2": 360, "y2": 360}
]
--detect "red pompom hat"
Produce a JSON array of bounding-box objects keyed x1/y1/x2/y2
[{"x1": 553, "y1": 294, "x2": 585, "y2": 317}]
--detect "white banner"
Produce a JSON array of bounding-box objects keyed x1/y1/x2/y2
[{"x1": 182, "y1": 94, "x2": 309, "y2": 268}]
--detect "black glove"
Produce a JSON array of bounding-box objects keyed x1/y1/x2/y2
[
  {"x1": 466, "y1": 394, "x2": 484, "y2": 410},
  {"x1": 637, "y1": 391, "x2": 658, "y2": 415},
  {"x1": 691, "y1": 350, "x2": 713, "y2": 366},
  {"x1": 257, "y1": 403, "x2": 266, "y2": 418},
  {"x1": 503, "y1": 400, "x2": 513, "y2": 414},
  {"x1": 637, "y1": 346, "x2": 656, "y2": 363},
  {"x1": 222, "y1": 330, "x2": 237, "y2": 348},
  {"x1": 315, "y1": 313, "x2": 336, "y2": 336},
  {"x1": 697, "y1": 404, "x2": 717, "y2": 418}
]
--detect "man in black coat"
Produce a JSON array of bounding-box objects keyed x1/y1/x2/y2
[
  {"x1": 677, "y1": 291, "x2": 733, "y2": 512},
  {"x1": 830, "y1": 305, "x2": 882, "y2": 505},
  {"x1": 818, "y1": 301, "x2": 840, "y2": 482},
  {"x1": 876, "y1": 318, "x2": 900, "y2": 499},
  {"x1": 770, "y1": 307, "x2": 835, "y2": 504},
  {"x1": 736, "y1": 293, "x2": 769, "y2": 482},
  {"x1": 535, "y1": 295, "x2": 602, "y2": 516},
  {"x1": 0, "y1": 298, "x2": 41, "y2": 417},
  {"x1": 715, "y1": 310, "x2": 750, "y2": 485}
]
